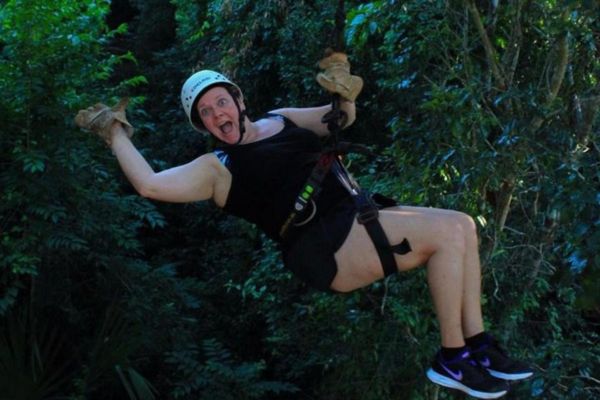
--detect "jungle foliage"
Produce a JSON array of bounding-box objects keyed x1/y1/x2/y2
[{"x1": 0, "y1": 0, "x2": 599, "y2": 399}]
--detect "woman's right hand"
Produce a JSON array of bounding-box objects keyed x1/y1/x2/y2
[
  {"x1": 109, "y1": 120, "x2": 133, "y2": 144},
  {"x1": 74, "y1": 98, "x2": 134, "y2": 145},
  {"x1": 77, "y1": 99, "x2": 223, "y2": 205}
]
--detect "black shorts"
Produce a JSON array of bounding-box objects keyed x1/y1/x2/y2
[{"x1": 281, "y1": 193, "x2": 397, "y2": 292}]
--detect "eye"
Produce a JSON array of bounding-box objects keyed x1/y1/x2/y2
[
  {"x1": 217, "y1": 98, "x2": 229, "y2": 107},
  {"x1": 199, "y1": 108, "x2": 211, "y2": 118}
]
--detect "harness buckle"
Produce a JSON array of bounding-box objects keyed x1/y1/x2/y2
[
  {"x1": 353, "y1": 190, "x2": 379, "y2": 224},
  {"x1": 357, "y1": 206, "x2": 379, "y2": 224}
]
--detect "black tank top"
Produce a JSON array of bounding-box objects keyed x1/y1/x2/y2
[{"x1": 214, "y1": 114, "x2": 348, "y2": 242}]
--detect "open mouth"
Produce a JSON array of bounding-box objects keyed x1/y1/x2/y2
[{"x1": 219, "y1": 121, "x2": 234, "y2": 135}]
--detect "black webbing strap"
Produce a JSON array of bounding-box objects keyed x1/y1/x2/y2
[
  {"x1": 279, "y1": 152, "x2": 337, "y2": 239},
  {"x1": 332, "y1": 161, "x2": 411, "y2": 277},
  {"x1": 350, "y1": 188, "x2": 411, "y2": 277},
  {"x1": 279, "y1": 95, "x2": 345, "y2": 239},
  {"x1": 278, "y1": 143, "x2": 371, "y2": 239},
  {"x1": 280, "y1": 94, "x2": 412, "y2": 278}
]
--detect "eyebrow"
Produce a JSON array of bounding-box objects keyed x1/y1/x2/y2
[{"x1": 198, "y1": 93, "x2": 228, "y2": 108}]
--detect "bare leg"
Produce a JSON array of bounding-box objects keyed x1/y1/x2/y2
[
  {"x1": 425, "y1": 221, "x2": 467, "y2": 347},
  {"x1": 459, "y1": 215, "x2": 485, "y2": 338},
  {"x1": 333, "y1": 206, "x2": 480, "y2": 347}
]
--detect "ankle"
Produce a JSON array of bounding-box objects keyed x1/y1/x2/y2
[
  {"x1": 465, "y1": 331, "x2": 491, "y2": 349},
  {"x1": 441, "y1": 345, "x2": 468, "y2": 361}
]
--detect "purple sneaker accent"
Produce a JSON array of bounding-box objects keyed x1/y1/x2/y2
[
  {"x1": 471, "y1": 336, "x2": 534, "y2": 381},
  {"x1": 441, "y1": 363, "x2": 463, "y2": 381},
  {"x1": 480, "y1": 356, "x2": 492, "y2": 368},
  {"x1": 427, "y1": 349, "x2": 509, "y2": 399}
]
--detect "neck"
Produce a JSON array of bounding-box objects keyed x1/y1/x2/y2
[{"x1": 238, "y1": 118, "x2": 259, "y2": 144}]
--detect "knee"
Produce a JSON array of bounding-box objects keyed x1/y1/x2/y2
[
  {"x1": 436, "y1": 215, "x2": 468, "y2": 256},
  {"x1": 454, "y1": 212, "x2": 479, "y2": 244}
]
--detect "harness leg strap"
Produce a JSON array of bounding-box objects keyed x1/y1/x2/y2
[{"x1": 355, "y1": 192, "x2": 412, "y2": 277}]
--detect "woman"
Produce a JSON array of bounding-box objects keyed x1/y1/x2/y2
[{"x1": 76, "y1": 56, "x2": 532, "y2": 399}]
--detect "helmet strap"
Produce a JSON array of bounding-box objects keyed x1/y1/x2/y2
[
  {"x1": 236, "y1": 108, "x2": 247, "y2": 145},
  {"x1": 225, "y1": 86, "x2": 246, "y2": 145}
]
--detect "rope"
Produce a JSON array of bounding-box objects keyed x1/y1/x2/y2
[{"x1": 332, "y1": 0, "x2": 346, "y2": 52}]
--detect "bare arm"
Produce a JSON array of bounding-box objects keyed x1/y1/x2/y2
[
  {"x1": 271, "y1": 100, "x2": 356, "y2": 136},
  {"x1": 109, "y1": 123, "x2": 222, "y2": 203}
]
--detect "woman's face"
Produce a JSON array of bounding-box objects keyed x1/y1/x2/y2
[{"x1": 197, "y1": 86, "x2": 242, "y2": 144}]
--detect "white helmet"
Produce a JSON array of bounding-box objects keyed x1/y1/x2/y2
[{"x1": 181, "y1": 70, "x2": 242, "y2": 132}]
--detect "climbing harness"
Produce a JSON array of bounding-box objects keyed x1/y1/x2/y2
[
  {"x1": 279, "y1": 95, "x2": 411, "y2": 278},
  {"x1": 280, "y1": 0, "x2": 411, "y2": 278}
]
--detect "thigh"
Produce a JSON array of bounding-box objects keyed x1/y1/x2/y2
[{"x1": 331, "y1": 206, "x2": 465, "y2": 292}]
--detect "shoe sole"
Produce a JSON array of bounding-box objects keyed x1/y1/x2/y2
[
  {"x1": 426, "y1": 368, "x2": 508, "y2": 399},
  {"x1": 488, "y1": 369, "x2": 533, "y2": 381}
]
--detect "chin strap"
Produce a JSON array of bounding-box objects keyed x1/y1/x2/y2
[
  {"x1": 236, "y1": 108, "x2": 246, "y2": 145},
  {"x1": 226, "y1": 86, "x2": 246, "y2": 145}
]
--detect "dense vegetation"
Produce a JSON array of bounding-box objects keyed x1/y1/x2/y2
[{"x1": 1, "y1": 0, "x2": 598, "y2": 399}]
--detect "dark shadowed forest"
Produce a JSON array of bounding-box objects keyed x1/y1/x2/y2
[{"x1": 1, "y1": 0, "x2": 599, "y2": 399}]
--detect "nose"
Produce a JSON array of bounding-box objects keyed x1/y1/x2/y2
[{"x1": 213, "y1": 107, "x2": 225, "y2": 119}]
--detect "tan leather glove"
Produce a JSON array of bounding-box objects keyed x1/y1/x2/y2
[
  {"x1": 75, "y1": 98, "x2": 134, "y2": 145},
  {"x1": 316, "y1": 52, "x2": 363, "y2": 102}
]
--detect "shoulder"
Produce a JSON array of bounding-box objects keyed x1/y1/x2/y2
[
  {"x1": 203, "y1": 151, "x2": 231, "y2": 173},
  {"x1": 196, "y1": 152, "x2": 222, "y2": 166},
  {"x1": 203, "y1": 152, "x2": 231, "y2": 207},
  {"x1": 189, "y1": 152, "x2": 230, "y2": 180}
]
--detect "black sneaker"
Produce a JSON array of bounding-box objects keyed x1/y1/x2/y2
[
  {"x1": 470, "y1": 337, "x2": 534, "y2": 381},
  {"x1": 427, "y1": 349, "x2": 509, "y2": 399}
]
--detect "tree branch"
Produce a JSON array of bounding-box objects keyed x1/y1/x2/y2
[
  {"x1": 464, "y1": 0, "x2": 506, "y2": 89},
  {"x1": 530, "y1": 31, "x2": 569, "y2": 133},
  {"x1": 496, "y1": 179, "x2": 515, "y2": 231},
  {"x1": 574, "y1": 93, "x2": 600, "y2": 145},
  {"x1": 501, "y1": 0, "x2": 524, "y2": 88},
  {"x1": 548, "y1": 34, "x2": 569, "y2": 101}
]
